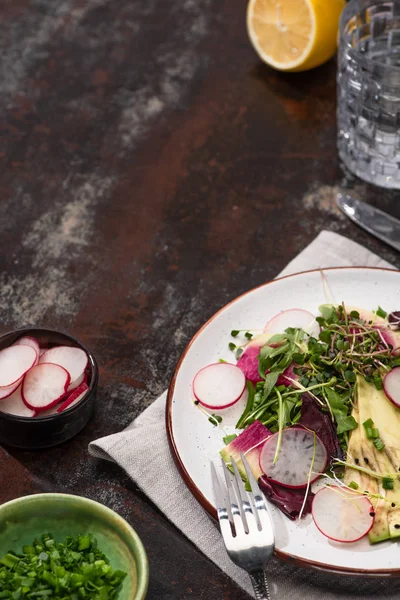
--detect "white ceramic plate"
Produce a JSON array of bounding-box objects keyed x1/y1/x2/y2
[{"x1": 167, "y1": 267, "x2": 400, "y2": 576}]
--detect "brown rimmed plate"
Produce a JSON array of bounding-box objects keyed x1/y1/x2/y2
[{"x1": 166, "y1": 267, "x2": 400, "y2": 576}]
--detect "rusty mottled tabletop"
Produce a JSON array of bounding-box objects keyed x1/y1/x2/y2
[{"x1": 1, "y1": 1, "x2": 399, "y2": 599}]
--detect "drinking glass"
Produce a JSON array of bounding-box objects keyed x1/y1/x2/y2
[{"x1": 338, "y1": 0, "x2": 400, "y2": 188}]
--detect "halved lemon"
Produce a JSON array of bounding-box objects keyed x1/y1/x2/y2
[{"x1": 246, "y1": 0, "x2": 346, "y2": 72}]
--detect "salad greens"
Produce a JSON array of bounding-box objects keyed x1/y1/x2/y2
[
  {"x1": 0, "y1": 533, "x2": 126, "y2": 600},
  {"x1": 232, "y1": 304, "x2": 400, "y2": 453}
]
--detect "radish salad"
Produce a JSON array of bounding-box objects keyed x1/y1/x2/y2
[{"x1": 192, "y1": 305, "x2": 400, "y2": 544}]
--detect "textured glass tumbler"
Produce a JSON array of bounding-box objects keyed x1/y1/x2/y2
[{"x1": 338, "y1": 0, "x2": 400, "y2": 188}]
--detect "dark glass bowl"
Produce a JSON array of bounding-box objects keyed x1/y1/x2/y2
[{"x1": 0, "y1": 328, "x2": 98, "y2": 449}]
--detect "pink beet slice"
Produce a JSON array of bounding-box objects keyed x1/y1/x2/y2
[
  {"x1": 14, "y1": 336, "x2": 40, "y2": 364},
  {"x1": 220, "y1": 420, "x2": 272, "y2": 479},
  {"x1": 22, "y1": 363, "x2": 70, "y2": 411},
  {"x1": 0, "y1": 345, "x2": 37, "y2": 388},
  {"x1": 39, "y1": 346, "x2": 88, "y2": 391},
  {"x1": 57, "y1": 382, "x2": 89, "y2": 413},
  {"x1": 0, "y1": 385, "x2": 35, "y2": 417},
  {"x1": 237, "y1": 345, "x2": 264, "y2": 384}
]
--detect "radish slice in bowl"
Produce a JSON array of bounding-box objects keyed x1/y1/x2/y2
[
  {"x1": 22, "y1": 363, "x2": 70, "y2": 412},
  {"x1": 193, "y1": 363, "x2": 246, "y2": 409},
  {"x1": 264, "y1": 309, "x2": 320, "y2": 338},
  {"x1": 0, "y1": 345, "x2": 37, "y2": 388},
  {"x1": 0, "y1": 378, "x2": 22, "y2": 400},
  {"x1": 13, "y1": 336, "x2": 40, "y2": 364},
  {"x1": 0, "y1": 385, "x2": 35, "y2": 417},
  {"x1": 39, "y1": 346, "x2": 88, "y2": 391},
  {"x1": 312, "y1": 485, "x2": 374, "y2": 543},
  {"x1": 259, "y1": 427, "x2": 328, "y2": 488}
]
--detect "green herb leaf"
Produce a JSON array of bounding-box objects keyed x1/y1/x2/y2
[
  {"x1": 344, "y1": 370, "x2": 356, "y2": 383},
  {"x1": 223, "y1": 434, "x2": 237, "y2": 445},
  {"x1": 231, "y1": 330, "x2": 240, "y2": 337},
  {"x1": 335, "y1": 414, "x2": 358, "y2": 435},
  {"x1": 228, "y1": 342, "x2": 236, "y2": 351},
  {"x1": 208, "y1": 414, "x2": 223, "y2": 426},
  {"x1": 245, "y1": 332, "x2": 253, "y2": 340}
]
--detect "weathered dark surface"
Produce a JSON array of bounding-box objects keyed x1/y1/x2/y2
[{"x1": 0, "y1": 1, "x2": 399, "y2": 598}]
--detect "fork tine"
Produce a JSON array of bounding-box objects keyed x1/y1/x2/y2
[
  {"x1": 221, "y1": 459, "x2": 246, "y2": 536},
  {"x1": 210, "y1": 462, "x2": 233, "y2": 540},
  {"x1": 230, "y1": 457, "x2": 250, "y2": 533},
  {"x1": 240, "y1": 453, "x2": 263, "y2": 499},
  {"x1": 241, "y1": 453, "x2": 275, "y2": 544}
]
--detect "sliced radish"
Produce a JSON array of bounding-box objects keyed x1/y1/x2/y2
[
  {"x1": 13, "y1": 336, "x2": 40, "y2": 364},
  {"x1": 259, "y1": 427, "x2": 327, "y2": 488},
  {"x1": 0, "y1": 385, "x2": 35, "y2": 417},
  {"x1": 39, "y1": 346, "x2": 88, "y2": 391},
  {"x1": 57, "y1": 382, "x2": 89, "y2": 413},
  {"x1": 312, "y1": 485, "x2": 374, "y2": 543},
  {"x1": 67, "y1": 370, "x2": 85, "y2": 392},
  {"x1": 378, "y1": 328, "x2": 400, "y2": 357},
  {"x1": 0, "y1": 378, "x2": 22, "y2": 400},
  {"x1": 193, "y1": 363, "x2": 246, "y2": 409},
  {"x1": 264, "y1": 309, "x2": 320, "y2": 338},
  {"x1": 22, "y1": 363, "x2": 70, "y2": 411},
  {"x1": 0, "y1": 345, "x2": 37, "y2": 388},
  {"x1": 383, "y1": 367, "x2": 400, "y2": 408}
]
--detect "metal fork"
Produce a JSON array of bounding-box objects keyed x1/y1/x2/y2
[{"x1": 211, "y1": 453, "x2": 275, "y2": 600}]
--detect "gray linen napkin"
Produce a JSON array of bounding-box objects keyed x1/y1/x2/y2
[{"x1": 89, "y1": 231, "x2": 399, "y2": 599}]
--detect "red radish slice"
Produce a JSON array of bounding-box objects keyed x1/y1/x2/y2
[
  {"x1": 0, "y1": 385, "x2": 35, "y2": 417},
  {"x1": 193, "y1": 363, "x2": 246, "y2": 409},
  {"x1": 57, "y1": 382, "x2": 89, "y2": 413},
  {"x1": 67, "y1": 370, "x2": 85, "y2": 392},
  {"x1": 259, "y1": 427, "x2": 327, "y2": 488},
  {"x1": 0, "y1": 378, "x2": 22, "y2": 400},
  {"x1": 14, "y1": 336, "x2": 40, "y2": 363},
  {"x1": 383, "y1": 367, "x2": 400, "y2": 408},
  {"x1": 312, "y1": 485, "x2": 374, "y2": 543},
  {"x1": 39, "y1": 346, "x2": 88, "y2": 390},
  {"x1": 264, "y1": 309, "x2": 320, "y2": 338},
  {"x1": 22, "y1": 363, "x2": 70, "y2": 411},
  {"x1": 0, "y1": 345, "x2": 37, "y2": 388}
]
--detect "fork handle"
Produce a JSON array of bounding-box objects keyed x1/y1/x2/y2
[{"x1": 249, "y1": 569, "x2": 271, "y2": 600}]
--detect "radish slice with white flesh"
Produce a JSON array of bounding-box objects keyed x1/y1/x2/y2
[
  {"x1": 22, "y1": 363, "x2": 70, "y2": 411},
  {"x1": 312, "y1": 485, "x2": 374, "y2": 543},
  {"x1": 0, "y1": 385, "x2": 35, "y2": 417},
  {"x1": 0, "y1": 378, "x2": 22, "y2": 400},
  {"x1": 0, "y1": 345, "x2": 37, "y2": 388},
  {"x1": 264, "y1": 309, "x2": 320, "y2": 338},
  {"x1": 383, "y1": 367, "x2": 400, "y2": 408},
  {"x1": 193, "y1": 363, "x2": 246, "y2": 409},
  {"x1": 13, "y1": 336, "x2": 40, "y2": 364},
  {"x1": 259, "y1": 427, "x2": 327, "y2": 488},
  {"x1": 57, "y1": 382, "x2": 89, "y2": 413},
  {"x1": 39, "y1": 346, "x2": 88, "y2": 391}
]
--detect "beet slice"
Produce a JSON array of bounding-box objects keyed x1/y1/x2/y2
[
  {"x1": 299, "y1": 393, "x2": 343, "y2": 461},
  {"x1": 259, "y1": 476, "x2": 314, "y2": 520}
]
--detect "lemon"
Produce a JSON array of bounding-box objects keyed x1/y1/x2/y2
[{"x1": 246, "y1": 0, "x2": 346, "y2": 72}]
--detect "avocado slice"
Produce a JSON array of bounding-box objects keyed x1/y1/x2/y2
[
  {"x1": 353, "y1": 376, "x2": 400, "y2": 542},
  {"x1": 359, "y1": 376, "x2": 400, "y2": 472}
]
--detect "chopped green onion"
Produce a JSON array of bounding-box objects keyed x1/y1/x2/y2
[
  {"x1": 362, "y1": 418, "x2": 374, "y2": 430},
  {"x1": 375, "y1": 306, "x2": 387, "y2": 319},
  {"x1": 383, "y1": 477, "x2": 394, "y2": 490},
  {"x1": 348, "y1": 481, "x2": 359, "y2": 490},
  {"x1": 373, "y1": 437, "x2": 385, "y2": 451}
]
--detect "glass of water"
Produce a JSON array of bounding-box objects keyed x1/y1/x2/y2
[{"x1": 338, "y1": 0, "x2": 400, "y2": 188}]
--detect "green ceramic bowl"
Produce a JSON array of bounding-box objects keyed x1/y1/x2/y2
[{"x1": 0, "y1": 493, "x2": 148, "y2": 600}]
